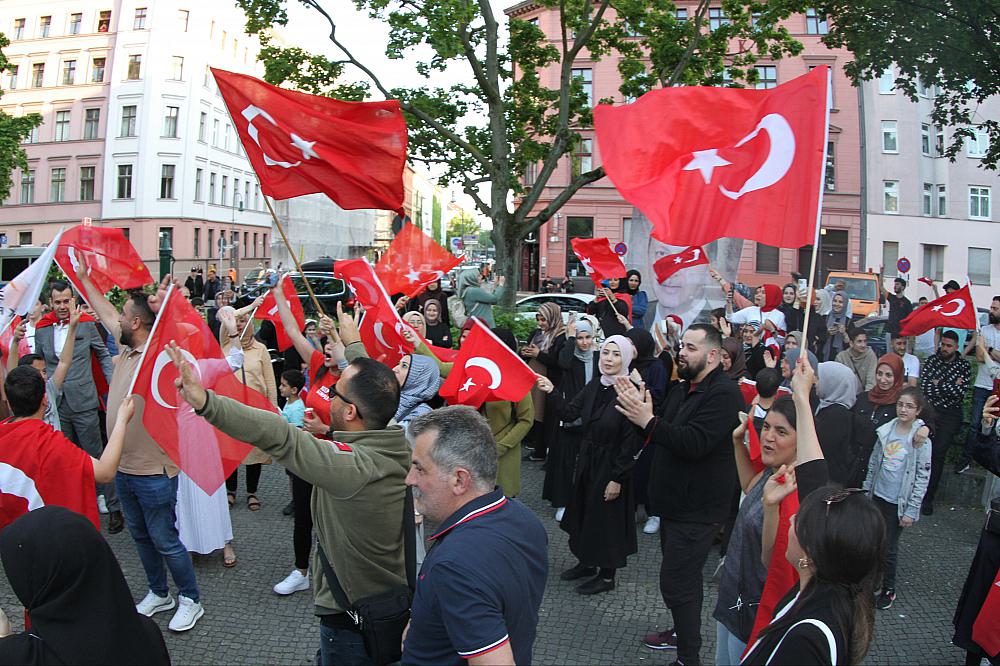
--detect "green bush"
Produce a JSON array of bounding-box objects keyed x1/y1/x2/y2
[{"x1": 495, "y1": 309, "x2": 536, "y2": 344}]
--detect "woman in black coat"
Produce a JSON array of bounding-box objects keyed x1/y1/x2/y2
[
  {"x1": 538, "y1": 334, "x2": 642, "y2": 596},
  {"x1": 521, "y1": 302, "x2": 567, "y2": 461}
]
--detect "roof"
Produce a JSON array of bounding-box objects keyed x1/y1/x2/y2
[{"x1": 504, "y1": 0, "x2": 541, "y2": 17}]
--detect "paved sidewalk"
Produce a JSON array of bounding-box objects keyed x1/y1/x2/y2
[{"x1": 0, "y1": 459, "x2": 986, "y2": 664}]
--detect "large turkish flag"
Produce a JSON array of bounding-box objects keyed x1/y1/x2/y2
[
  {"x1": 212, "y1": 68, "x2": 407, "y2": 211},
  {"x1": 595, "y1": 66, "x2": 829, "y2": 248},
  {"x1": 55, "y1": 225, "x2": 153, "y2": 299},
  {"x1": 898, "y1": 285, "x2": 977, "y2": 336}
]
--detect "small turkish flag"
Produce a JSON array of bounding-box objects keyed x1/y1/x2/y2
[
  {"x1": 570, "y1": 237, "x2": 627, "y2": 286},
  {"x1": 376, "y1": 222, "x2": 461, "y2": 298},
  {"x1": 212, "y1": 68, "x2": 407, "y2": 211},
  {"x1": 334, "y1": 258, "x2": 415, "y2": 366},
  {"x1": 439, "y1": 320, "x2": 537, "y2": 409},
  {"x1": 595, "y1": 66, "x2": 829, "y2": 248},
  {"x1": 256, "y1": 276, "x2": 304, "y2": 352},
  {"x1": 334, "y1": 258, "x2": 385, "y2": 310},
  {"x1": 917, "y1": 276, "x2": 935, "y2": 287},
  {"x1": 132, "y1": 287, "x2": 277, "y2": 494},
  {"x1": 898, "y1": 284, "x2": 977, "y2": 336},
  {"x1": 653, "y1": 246, "x2": 709, "y2": 283},
  {"x1": 55, "y1": 225, "x2": 153, "y2": 298}
]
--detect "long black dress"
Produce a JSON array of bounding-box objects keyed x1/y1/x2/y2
[
  {"x1": 556, "y1": 377, "x2": 642, "y2": 569},
  {"x1": 527, "y1": 330, "x2": 566, "y2": 460},
  {"x1": 542, "y1": 339, "x2": 597, "y2": 508}
]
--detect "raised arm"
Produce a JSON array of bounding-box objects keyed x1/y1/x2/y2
[
  {"x1": 92, "y1": 397, "x2": 133, "y2": 483},
  {"x1": 792, "y1": 357, "x2": 822, "y2": 466},
  {"x1": 74, "y1": 264, "x2": 121, "y2": 341},
  {"x1": 731, "y1": 412, "x2": 761, "y2": 492},
  {"x1": 271, "y1": 285, "x2": 316, "y2": 363},
  {"x1": 52, "y1": 306, "x2": 82, "y2": 392},
  {"x1": 7, "y1": 323, "x2": 25, "y2": 372}
]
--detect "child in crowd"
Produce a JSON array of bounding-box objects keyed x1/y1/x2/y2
[{"x1": 279, "y1": 369, "x2": 306, "y2": 428}]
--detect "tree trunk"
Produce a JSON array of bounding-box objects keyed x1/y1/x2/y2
[{"x1": 492, "y1": 216, "x2": 519, "y2": 309}]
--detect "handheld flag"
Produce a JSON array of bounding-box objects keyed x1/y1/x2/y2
[
  {"x1": 256, "y1": 276, "x2": 305, "y2": 352},
  {"x1": 898, "y1": 284, "x2": 977, "y2": 336},
  {"x1": 439, "y1": 320, "x2": 537, "y2": 408},
  {"x1": 0, "y1": 228, "x2": 64, "y2": 333},
  {"x1": 570, "y1": 237, "x2": 627, "y2": 286},
  {"x1": 375, "y1": 223, "x2": 461, "y2": 298},
  {"x1": 55, "y1": 226, "x2": 153, "y2": 299}
]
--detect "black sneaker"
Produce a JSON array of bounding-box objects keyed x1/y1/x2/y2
[
  {"x1": 921, "y1": 502, "x2": 934, "y2": 516},
  {"x1": 876, "y1": 589, "x2": 896, "y2": 610},
  {"x1": 642, "y1": 628, "x2": 678, "y2": 650},
  {"x1": 560, "y1": 563, "x2": 597, "y2": 581},
  {"x1": 576, "y1": 575, "x2": 615, "y2": 595},
  {"x1": 107, "y1": 510, "x2": 125, "y2": 535}
]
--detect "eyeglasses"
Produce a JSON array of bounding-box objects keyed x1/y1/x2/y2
[
  {"x1": 824, "y1": 488, "x2": 865, "y2": 516},
  {"x1": 331, "y1": 384, "x2": 363, "y2": 420}
]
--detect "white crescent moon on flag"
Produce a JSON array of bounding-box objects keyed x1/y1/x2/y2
[
  {"x1": 719, "y1": 113, "x2": 795, "y2": 200},
  {"x1": 241, "y1": 104, "x2": 301, "y2": 169},
  {"x1": 0, "y1": 462, "x2": 45, "y2": 511},
  {"x1": 940, "y1": 298, "x2": 966, "y2": 317},
  {"x1": 373, "y1": 322, "x2": 392, "y2": 349},
  {"x1": 150, "y1": 348, "x2": 202, "y2": 410},
  {"x1": 465, "y1": 357, "x2": 502, "y2": 390},
  {"x1": 350, "y1": 276, "x2": 381, "y2": 306}
]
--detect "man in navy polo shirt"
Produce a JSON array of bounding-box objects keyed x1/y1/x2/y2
[{"x1": 402, "y1": 406, "x2": 548, "y2": 665}]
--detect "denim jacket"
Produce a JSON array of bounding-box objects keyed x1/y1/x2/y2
[{"x1": 863, "y1": 418, "x2": 932, "y2": 521}]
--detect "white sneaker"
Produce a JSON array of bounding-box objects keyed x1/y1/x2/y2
[
  {"x1": 97, "y1": 495, "x2": 108, "y2": 514},
  {"x1": 555, "y1": 507, "x2": 565, "y2": 522},
  {"x1": 136, "y1": 590, "x2": 175, "y2": 617},
  {"x1": 643, "y1": 516, "x2": 661, "y2": 534},
  {"x1": 273, "y1": 569, "x2": 311, "y2": 595},
  {"x1": 168, "y1": 595, "x2": 204, "y2": 632}
]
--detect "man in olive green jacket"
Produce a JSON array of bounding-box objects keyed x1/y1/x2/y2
[{"x1": 165, "y1": 343, "x2": 410, "y2": 665}]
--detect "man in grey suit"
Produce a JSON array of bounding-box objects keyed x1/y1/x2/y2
[{"x1": 35, "y1": 280, "x2": 121, "y2": 532}]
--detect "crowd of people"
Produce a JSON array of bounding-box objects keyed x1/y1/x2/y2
[{"x1": 0, "y1": 261, "x2": 998, "y2": 666}]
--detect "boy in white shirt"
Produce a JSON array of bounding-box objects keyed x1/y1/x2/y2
[{"x1": 891, "y1": 335, "x2": 920, "y2": 387}]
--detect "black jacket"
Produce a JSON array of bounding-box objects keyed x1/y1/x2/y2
[
  {"x1": 815, "y1": 403, "x2": 877, "y2": 487},
  {"x1": 644, "y1": 364, "x2": 743, "y2": 523}
]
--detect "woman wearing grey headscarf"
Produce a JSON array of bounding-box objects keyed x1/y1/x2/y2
[
  {"x1": 543, "y1": 315, "x2": 599, "y2": 520},
  {"x1": 456, "y1": 268, "x2": 506, "y2": 327},
  {"x1": 820, "y1": 291, "x2": 850, "y2": 361},
  {"x1": 814, "y1": 361, "x2": 877, "y2": 486},
  {"x1": 392, "y1": 354, "x2": 441, "y2": 431}
]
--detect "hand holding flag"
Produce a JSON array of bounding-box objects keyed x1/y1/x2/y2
[{"x1": 570, "y1": 238, "x2": 627, "y2": 286}]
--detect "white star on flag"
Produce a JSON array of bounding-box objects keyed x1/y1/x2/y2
[
  {"x1": 404, "y1": 270, "x2": 423, "y2": 283},
  {"x1": 291, "y1": 133, "x2": 319, "y2": 161},
  {"x1": 460, "y1": 378, "x2": 476, "y2": 393},
  {"x1": 682, "y1": 149, "x2": 732, "y2": 184}
]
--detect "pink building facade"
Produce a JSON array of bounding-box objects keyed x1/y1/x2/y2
[{"x1": 506, "y1": 2, "x2": 862, "y2": 291}]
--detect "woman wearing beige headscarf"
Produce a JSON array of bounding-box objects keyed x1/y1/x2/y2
[{"x1": 521, "y1": 303, "x2": 567, "y2": 461}]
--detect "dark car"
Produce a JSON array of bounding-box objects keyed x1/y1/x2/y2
[{"x1": 242, "y1": 271, "x2": 352, "y2": 317}]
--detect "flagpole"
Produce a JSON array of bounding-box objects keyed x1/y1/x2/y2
[
  {"x1": 260, "y1": 189, "x2": 327, "y2": 316},
  {"x1": 127, "y1": 283, "x2": 175, "y2": 396},
  {"x1": 798, "y1": 66, "x2": 833, "y2": 350}
]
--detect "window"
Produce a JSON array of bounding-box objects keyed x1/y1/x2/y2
[
  {"x1": 126, "y1": 55, "x2": 141, "y2": 80},
  {"x1": 117, "y1": 164, "x2": 133, "y2": 199},
  {"x1": 571, "y1": 68, "x2": 593, "y2": 106},
  {"x1": 244, "y1": 181, "x2": 250, "y2": 207},
  {"x1": 221, "y1": 30, "x2": 227, "y2": 49},
  {"x1": 233, "y1": 178, "x2": 240, "y2": 206},
  {"x1": 969, "y1": 186, "x2": 991, "y2": 220},
  {"x1": 194, "y1": 168, "x2": 203, "y2": 201},
  {"x1": 20, "y1": 170, "x2": 34, "y2": 204},
  {"x1": 565, "y1": 216, "x2": 594, "y2": 276},
  {"x1": 25, "y1": 126, "x2": 38, "y2": 144},
  {"x1": 5, "y1": 64, "x2": 17, "y2": 90},
  {"x1": 221, "y1": 175, "x2": 228, "y2": 205},
  {"x1": 882, "y1": 241, "x2": 899, "y2": 278},
  {"x1": 937, "y1": 185, "x2": 947, "y2": 216},
  {"x1": 120, "y1": 105, "x2": 137, "y2": 137},
  {"x1": 97, "y1": 11, "x2": 111, "y2": 32},
  {"x1": 755, "y1": 244, "x2": 780, "y2": 273},
  {"x1": 242, "y1": 232, "x2": 247, "y2": 257},
  {"x1": 224, "y1": 123, "x2": 231, "y2": 150},
  {"x1": 883, "y1": 180, "x2": 899, "y2": 213},
  {"x1": 83, "y1": 108, "x2": 100, "y2": 139},
  {"x1": 916, "y1": 76, "x2": 930, "y2": 97},
  {"x1": 571, "y1": 137, "x2": 593, "y2": 177},
  {"x1": 54, "y1": 110, "x2": 71, "y2": 141},
  {"x1": 134, "y1": 8, "x2": 147, "y2": 30},
  {"x1": 262, "y1": 234, "x2": 267, "y2": 256},
  {"x1": 754, "y1": 66, "x2": 777, "y2": 89},
  {"x1": 31, "y1": 63, "x2": 44, "y2": 88},
  {"x1": 198, "y1": 112, "x2": 207, "y2": 142},
  {"x1": 209, "y1": 172, "x2": 217, "y2": 203},
  {"x1": 212, "y1": 119, "x2": 219, "y2": 146},
  {"x1": 163, "y1": 106, "x2": 179, "y2": 137},
  {"x1": 805, "y1": 8, "x2": 828, "y2": 34},
  {"x1": 252, "y1": 232, "x2": 258, "y2": 257},
  {"x1": 18, "y1": 232, "x2": 32, "y2": 246},
  {"x1": 177, "y1": 10, "x2": 189, "y2": 31},
  {"x1": 967, "y1": 126, "x2": 989, "y2": 158},
  {"x1": 922, "y1": 183, "x2": 933, "y2": 216},
  {"x1": 709, "y1": 8, "x2": 729, "y2": 30},
  {"x1": 881, "y1": 120, "x2": 897, "y2": 153},
  {"x1": 676, "y1": 8, "x2": 688, "y2": 20},
  {"x1": 878, "y1": 66, "x2": 894, "y2": 94},
  {"x1": 208, "y1": 229, "x2": 215, "y2": 257},
  {"x1": 13, "y1": 18, "x2": 24, "y2": 40},
  {"x1": 50, "y1": 168, "x2": 66, "y2": 202},
  {"x1": 254, "y1": 184, "x2": 259, "y2": 210},
  {"x1": 169, "y1": 56, "x2": 184, "y2": 81},
  {"x1": 39, "y1": 16, "x2": 51, "y2": 38},
  {"x1": 523, "y1": 161, "x2": 538, "y2": 187},
  {"x1": 61, "y1": 60, "x2": 76, "y2": 85},
  {"x1": 69, "y1": 13, "x2": 82, "y2": 34},
  {"x1": 194, "y1": 228, "x2": 201, "y2": 258},
  {"x1": 160, "y1": 165, "x2": 175, "y2": 199},
  {"x1": 921, "y1": 124, "x2": 930, "y2": 155},
  {"x1": 79, "y1": 166, "x2": 95, "y2": 200},
  {"x1": 204, "y1": 65, "x2": 211, "y2": 87},
  {"x1": 91, "y1": 57, "x2": 106, "y2": 83},
  {"x1": 969, "y1": 248, "x2": 991, "y2": 286},
  {"x1": 825, "y1": 141, "x2": 835, "y2": 191},
  {"x1": 921, "y1": 244, "x2": 945, "y2": 282},
  {"x1": 935, "y1": 127, "x2": 945, "y2": 156}
]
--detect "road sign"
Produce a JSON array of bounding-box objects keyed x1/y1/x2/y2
[
  {"x1": 614, "y1": 242, "x2": 628, "y2": 256},
  {"x1": 897, "y1": 257, "x2": 911, "y2": 274},
  {"x1": 463, "y1": 234, "x2": 479, "y2": 247},
  {"x1": 81, "y1": 216, "x2": 92, "y2": 227}
]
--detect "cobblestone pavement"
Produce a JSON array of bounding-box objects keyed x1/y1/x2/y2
[{"x1": 0, "y1": 458, "x2": 987, "y2": 665}]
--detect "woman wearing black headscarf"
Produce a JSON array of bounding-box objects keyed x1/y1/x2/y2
[
  {"x1": 0, "y1": 506, "x2": 170, "y2": 665},
  {"x1": 621, "y1": 270, "x2": 649, "y2": 329}
]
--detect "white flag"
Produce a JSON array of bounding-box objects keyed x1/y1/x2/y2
[{"x1": 0, "y1": 228, "x2": 65, "y2": 331}]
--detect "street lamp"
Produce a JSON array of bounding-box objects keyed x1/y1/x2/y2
[{"x1": 231, "y1": 194, "x2": 243, "y2": 284}]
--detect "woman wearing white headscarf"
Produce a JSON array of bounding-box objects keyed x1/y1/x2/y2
[{"x1": 538, "y1": 334, "x2": 642, "y2": 596}]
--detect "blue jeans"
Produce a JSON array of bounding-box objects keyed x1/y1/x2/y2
[
  {"x1": 715, "y1": 621, "x2": 748, "y2": 666},
  {"x1": 317, "y1": 625, "x2": 371, "y2": 666},
  {"x1": 116, "y1": 472, "x2": 200, "y2": 602},
  {"x1": 963, "y1": 387, "x2": 991, "y2": 462}
]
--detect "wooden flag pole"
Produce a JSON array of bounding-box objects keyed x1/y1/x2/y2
[{"x1": 260, "y1": 192, "x2": 327, "y2": 317}]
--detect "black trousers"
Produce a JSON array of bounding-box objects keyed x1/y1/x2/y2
[
  {"x1": 226, "y1": 464, "x2": 262, "y2": 495},
  {"x1": 291, "y1": 472, "x2": 314, "y2": 571},
  {"x1": 925, "y1": 406, "x2": 962, "y2": 504},
  {"x1": 873, "y1": 496, "x2": 903, "y2": 591},
  {"x1": 659, "y1": 519, "x2": 720, "y2": 666}
]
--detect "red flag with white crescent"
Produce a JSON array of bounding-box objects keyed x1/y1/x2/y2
[
  {"x1": 898, "y1": 284, "x2": 977, "y2": 336},
  {"x1": 439, "y1": 320, "x2": 537, "y2": 409},
  {"x1": 375, "y1": 222, "x2": 461, "y2": 298},
  {"x1": 55, "y1": 226, "x2": 153, "y2": 299},
  {"x1": 570, "y1": 237, "x2": 627, "y2": 286},
  {"x1": 256, "y1": 276, "x2": 305, "y2": 352},
  {"x1": 653, "y1": 246, "x2": 709, "y2": 283},
  {"x1": 334, "y1": 258, "x2": 414, "y2": 366}
]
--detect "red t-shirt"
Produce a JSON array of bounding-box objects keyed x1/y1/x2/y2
[{"x1": 305, "y1": 350, "x2": 338, "y2": 429}]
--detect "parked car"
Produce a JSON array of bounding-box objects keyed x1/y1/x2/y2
[
  {"x1": 242, "y1": 271, "x2": 351, "y2": 316},
  {"x1": 515, "y1": 293, "x2": 596, "y2": 324},
  {"x1": 242, "y1": 268, "x2": 265, "y2": 288},
  {"x1": 825, "y1": 271, "x2": 884, "y2": 318}
]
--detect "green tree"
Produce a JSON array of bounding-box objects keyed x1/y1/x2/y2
[
  {"x1": 819, "y1": 0, "x2": 1000, "y2": 169},
  {"x1": 431, "y1": 194, "x2": 443, "y2": 244},
  {"x1": 447, "y1": 211, "x2": 476, "y2": 248},
  {"x1": 239, "y1": 0, "x2": 807, "y2": 304},
  {"x1": 0, "y1": 34, "x2": 43, "y2": 201}
]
